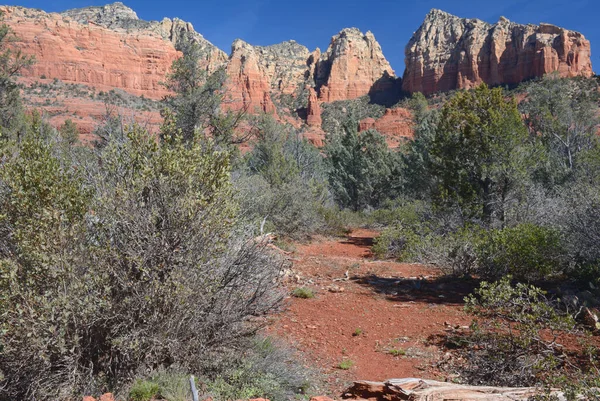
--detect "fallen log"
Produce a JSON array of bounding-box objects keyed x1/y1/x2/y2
[{"x1": 343, "y1": 378, "x2": 567, "y2": 401}]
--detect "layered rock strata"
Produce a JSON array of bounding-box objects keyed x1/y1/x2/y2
[
  {"x1": 403, "y1": 9, "x2": 593, "y2": 95},
  {"x1": 2, "y1": 3, "x2": 226, "y2": 99},
  {"x1": 315, "y1": 28, "x2": 396, "y2": 102}
]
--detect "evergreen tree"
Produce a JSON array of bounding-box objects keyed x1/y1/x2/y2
[{"x1": 325, "y1": 121, "x2": 403, "y2": 211}]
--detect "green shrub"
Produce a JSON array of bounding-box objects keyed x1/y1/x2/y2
[
  {"x1": 292, "y1": 287, "x2": 315, "y2": 299},
  {"x1": 371, "y1": 200, "x2": 450, "y2": 263},
  {"x1": 146, "y1": 371, "x2": 190, "y2": 401},
  {"x1": 337, "y1": 359, "x2": 354, "y2": 370},
  {"x1": 205, "y1": 337, "x2": 313, "y2": 401},
  {"x1": 236, "y1": 115, "x2": 330, "y2": 238},
  {"x1": 318, "y1": 206, "x2": 369, "y2": 235},
  {"x1": 388, "y1": 348, "x2": 406, "y2": 357},
  {"x1": 325, "y1": 124, "x2": 403, "y2": 211},
  {"x1": 450, "y1": 277, "x2": 596, "y2": 389},
  {"x1": 128, "y1": 380, "x2": 159, "y2": 401},
  {"x1": 0, "y1": 126, "x2": 286, "y2": 400},
  {"x1": 476, "y1": 223, "x2": 564, "y2": 280}
]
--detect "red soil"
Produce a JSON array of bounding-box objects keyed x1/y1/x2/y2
[{"x1": 267, "y1": 230, "x2": 475, "y2": 394}]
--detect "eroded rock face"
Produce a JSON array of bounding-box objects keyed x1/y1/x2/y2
[
  {"x1": 2, "y1": 4, "x2": 226, "y2": 99},
  {"x1": 256, "y1": 41, "x2": 312, "y2": 95},
  {"x1": 403, "y1": 9, "x2": 593, "y2": 95},
  {"x1": 6, "y1": 3, "x2": 399, "y2": 129},
  {"x1": 225, "y1": 39, "x2": 277, "y2": 113},
  {"x1": 316, "y1": 28, "x2": 396, "y2": 102},
  {"x1": 306, "y1": 87, "x2": 322, "y2": 127},
  {"x1": 359, "y1": 107, "x2": 413, "y2": 147}
]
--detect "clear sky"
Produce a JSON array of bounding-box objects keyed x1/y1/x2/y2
[{"x1": 3, "y1": 0, "x2": 598, "y2": 75}]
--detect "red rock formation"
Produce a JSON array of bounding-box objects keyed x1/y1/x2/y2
[
  {"x1": 224, "y1": 39, "x2": 277, "y2": 114},
  {"x1": 359, "y1": 108, "x2": 413, "y2": 147},
  {"x1": 403, "y1": 9, "x2": 593, "y2": 95},
  {"x1": 255, "y1": 40, "x2": 311, "y2": 95},
  {"x1": 301, "y1": 126, "x2": 325, "y2": 147},
  {"x1": 316, "y1": 28, "x2": 396, "y2": 102},
  {"x1": 2, "y1": 5, "x2": 226, "y2": 100},
  {"x1": 306, "y1": 87, "x2": 322, "y2": 127},
  {"x1": 6, "y1": 3, "x2": 401, "y2": 132}
]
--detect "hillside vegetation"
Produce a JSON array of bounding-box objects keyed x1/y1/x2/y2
[{"x1": 1, "y1": 12, "x2": 600, "y2": 401}]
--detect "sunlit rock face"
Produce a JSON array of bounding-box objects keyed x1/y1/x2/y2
[{"x1": 403, "y1": 9, "x2": 593, "y2": 95}]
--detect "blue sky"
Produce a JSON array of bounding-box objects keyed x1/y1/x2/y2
[{"x1": 3, "y1": 0, "x2": 597, "y2": 75}]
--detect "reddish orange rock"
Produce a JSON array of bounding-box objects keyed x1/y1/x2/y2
[
  {"x1": 2, "y1": 5, "x2": 226, "y2": 100},
  {"x1": 225, "y1": 39, "x2": 277, "y2": 114},
  {"x1": 316, "y1": 28, "x2": 396, "y2": 102},
  {"x1": 403, "y1": 9, "x2": 593, "y2": 95},
  {"x1": 306, "y1": 87, "x2": 322, "y2": 127},
  {"x1": 359, "y1": 108, "x2": 413, "y2": 147},
  {"x1": 99, "y1": 393, "x2": 116, "y2": 401}
]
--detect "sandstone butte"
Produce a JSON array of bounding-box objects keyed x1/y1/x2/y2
[
  {"x1": 403, "y1": 9, "x2": 593, "y2": 95},
  {"x1": 1, "y1": 3, "x2": 594, "y2": 142},
  {"x1": 2, "y1": 3, "x2": 399, "y2": 110}
]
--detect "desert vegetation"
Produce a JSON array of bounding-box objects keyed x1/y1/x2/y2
[{"x1": 1, "y1": 9, "x2": 600, "y2": 400}]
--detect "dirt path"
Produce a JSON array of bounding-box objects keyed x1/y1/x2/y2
[{"x1": 266, "y1": 229, "x2": 476, "y2": 394}]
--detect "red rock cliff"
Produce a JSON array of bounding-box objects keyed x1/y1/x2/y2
[
  {"x1": 2, "y1": 3, "x2": 227, "y2": 100},
  {"x1": 315, "y1": 28, "x2": 396, "y2": 102},
  {"x1": 403, "y1": 9, "x2": 593, "y2": 95}
]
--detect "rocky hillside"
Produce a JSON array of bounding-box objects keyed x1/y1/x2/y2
[
  {"x1": 2, "y1": 3, "x2": 227, "y2": 99},
  {"x1": 1, "y1": 3, "x2": 594, "y2": 141},
  {"x1": 2, "y1": 3, "x2": 399, "y2": 108},
  {"x1": 403, "y1": 9, "x2": 593, "y2": 95}
]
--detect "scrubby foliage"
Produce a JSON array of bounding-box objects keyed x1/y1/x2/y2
[
  {"x1": 162, "y1": 39, "x2": 247, "y2": 148},
  {"x1": 520, "y1": 74, "x2": 600, "y2": 184},
  {"x1": 0, "y1": 11, "x2": 34, "y2": 140},
  {"x1": 376, "y1": 79, "x2": 600, "y2": 282},
  {"x1": 3, "y1": 15, "x2": 600, "y2": 397},
  {"x1": 445, "y1": 278, "x2": 600, "y2": 397},
  {"x1": 325, "y1": 122, "x2": 403, "y2": 211},
  {"x1": 426, "y1": 84, "x2": 536, "y2": 224},
  {"x1": 320, "y1": 96, "x2": 385, "y2": 135},
  {"x1": 0, "y1": 125, "x2": 286, "y2": 400},
  {"x1": 235, "y1": 115, "x2": 330, "y2": 238}
]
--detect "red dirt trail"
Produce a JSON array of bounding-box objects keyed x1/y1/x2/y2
[{"x1": 267, "y1": 230, "x2": 476, "y2": 394}]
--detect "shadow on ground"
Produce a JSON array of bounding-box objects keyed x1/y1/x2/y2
[
  {"x1": 354, "y1": 274, "x2": 480, "y2": 305},
  {"x1": 341, "y1": 235, "x2": 375, "y2": 248}
]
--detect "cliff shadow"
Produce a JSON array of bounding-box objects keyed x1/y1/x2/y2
[{"x1": 367, "y1": 72, "x2": 407, "y2": 107}]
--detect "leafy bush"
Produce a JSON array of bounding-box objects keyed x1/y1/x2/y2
[
  {"x1": 141, "y1": 371, "x2": 190, "y2": 401},
  {"x1": 204, "y1": 337, "x2": 313, "y2": 401},
  {"x1": 424, "y1": 84, "x2": 536, "y2": 225},
  {"x1": 520, "y1": 75, "x2": 600, "y2": 184},
  {"x1": 375, "y1": 213, "x2": 564, "y2": 281},
  {"x1": 325, "y1": 123, "x2": 403, "y2": 211},
  {"x1": 292, "y1": 287, "x2": 315, "y2": 299},
  {"x1": 448, "y1": 277, "x2": 598, "y2": 390},
  {"x1": 236, "y1": 116, "x2": 330, "y2": 238},
  {"x1": 320, "y1": 96, "x2": 385, "y2": 136},
  {"x1": 0, "y1": 126, "x2": 286, "y2": 400},
  {"x1": 475, "y1": 223, "x2": 565, "y2": 281},
  {"x1": 128, "y1": 380, "x2": 160, "y2": 401},
  {"x1": 337, "y1": 359, "x2": 354, "y2": 370}
]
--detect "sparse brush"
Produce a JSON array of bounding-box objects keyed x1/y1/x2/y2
[
  {"x1": 388, "y1": 348, "x2": 406, "y2": 357},
  {"x1": 292, "y1": 287, "x2": 315, "y2": 299},
  {"x1": 128, "y1": 379, "x2": 159, "y2": 401},
  {"x1": 337, "y1": 359, "x2": 354, "y2": 370}
]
